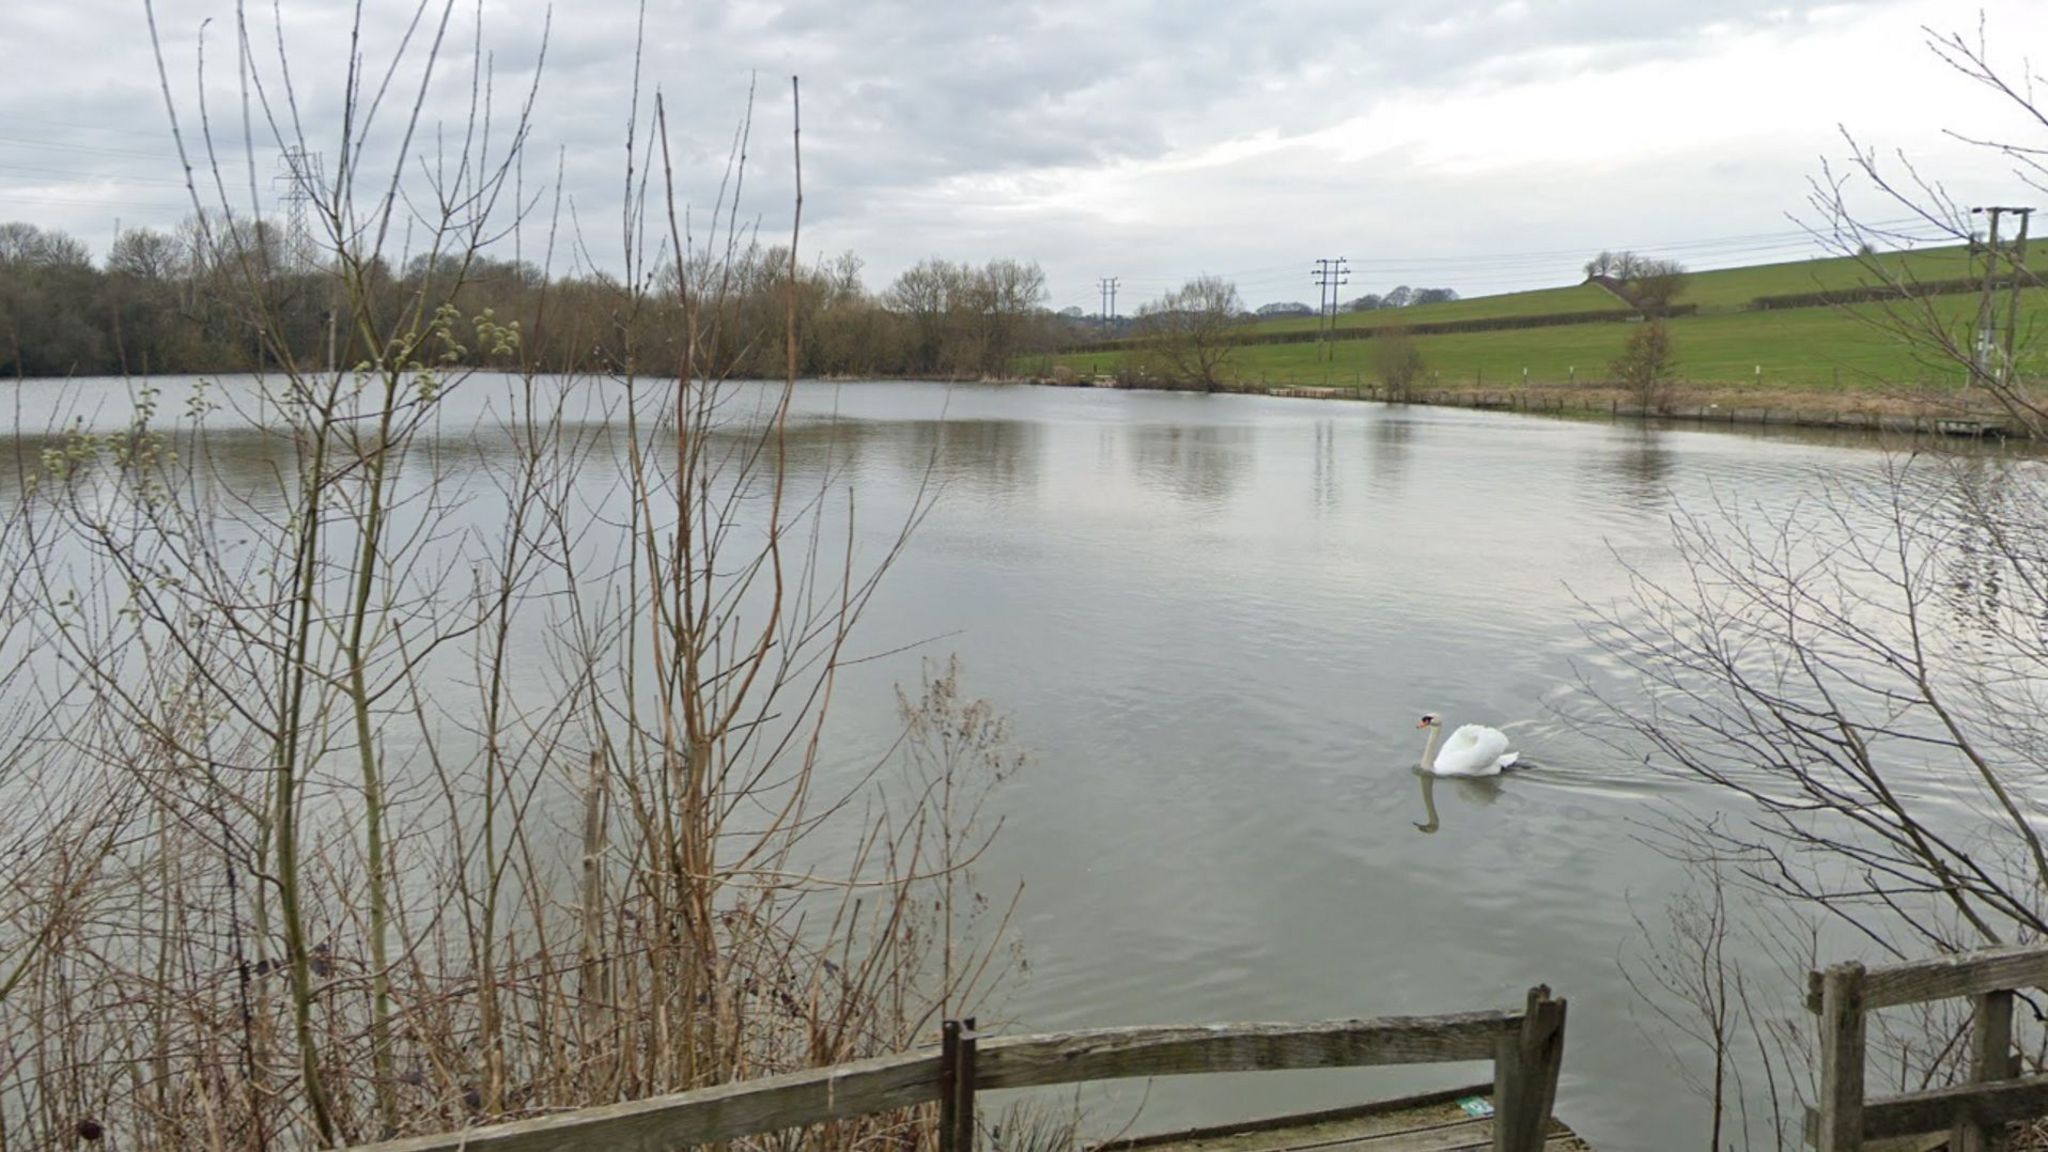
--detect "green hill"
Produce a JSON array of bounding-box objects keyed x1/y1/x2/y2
[
  {"x1": 1669, "y1": 239, "x2": 2048, "y2": 310},
  {"x1": 1261, "y1": 282, "x2": 1628, "y2": 334},
  {"x1": 1043, "y1": 239, "x2": 2048, "y2": 392}
]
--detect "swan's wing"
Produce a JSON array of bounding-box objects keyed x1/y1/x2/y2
[
  {"x1": 1450, "y1": 725, "x2": 1509, "y2": 755},
  {"x1": 1435, "y1": 727, "x2": 1508, "y2": 776}
]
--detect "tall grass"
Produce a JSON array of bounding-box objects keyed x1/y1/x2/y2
[{"x1": 0, "y1": 6, "x2": 1020, "y2": 1150}]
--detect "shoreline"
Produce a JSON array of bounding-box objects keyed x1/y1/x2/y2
[
  {"x1": 9, "y1": 369, "x2": 2024, "y2": 442},
  {"x1": 1008, "y1": 373, "x2": 2025, "y2": 440}
]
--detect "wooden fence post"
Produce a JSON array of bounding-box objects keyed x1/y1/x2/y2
[
  {"x1": 1817, "y1": 962, "x2": 1867, "y2": 1152},
  {"x1": 939, "y1": 1020, "x2": 961, "y2": 1152},
  {"x1": 954, "y1": 1017, "x2": 978, "y2": 1152},
  {"x1": 1493, "y1": 986, "x2": 1566, "y2": 1152},
  {"x1": 1953, "y1": 990, "x2": 2016, "y2": 1152}
]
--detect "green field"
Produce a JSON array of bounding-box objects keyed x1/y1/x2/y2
[
  {"x1": 1670, "y1": 239, "x2": 2048, "y2": 311},
  {"x1": 1256, "y1": 282, "x2": 1628, "y2": 334},
  {"x1": 1049, "y1": 240, "x2": 2048, "y2": 390},
  {"x1": 1053, "y1": 297, "x2": 2047, "y2": 390}
]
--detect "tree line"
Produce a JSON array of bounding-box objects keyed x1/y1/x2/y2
[
  {"x1": 0, "y1": 219, "x2": 1061, "y2": 380},
  {"x1": 1346, "y1": 285, "x2": 1458, "y2": 311}
]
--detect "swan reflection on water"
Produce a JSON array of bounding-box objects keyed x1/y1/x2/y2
[{"x1": 1411, "y1": 769, "x2": 1503, "y2": 834}]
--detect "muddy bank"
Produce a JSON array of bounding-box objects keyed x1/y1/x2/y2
[{"x1": 1016, "y1": 374, "x2": 2024, "y2": 439}]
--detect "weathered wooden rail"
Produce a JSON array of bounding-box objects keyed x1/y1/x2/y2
[
  {"x1": 354, "y1": 987, "x2": 1567, "y2": 1152},
  {"x1": 1808, "y1": 942, "x2": 2048, "y2": 1150}
]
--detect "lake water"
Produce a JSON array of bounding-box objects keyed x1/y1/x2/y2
[
  {"x1": 802, "y1": 382, "x2": 1813, "y2": 1151},
  {"x1": 3, "y1": 375, "x2": 1985, "y2": 1151}
]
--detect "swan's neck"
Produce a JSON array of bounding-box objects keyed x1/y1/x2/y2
[
  {"x1": 1415, "y1": 774, "x2": 1440, "y2": 833},
  {"x1": 1419, "y1": 724, "x2": 1442, "y2": 770}
]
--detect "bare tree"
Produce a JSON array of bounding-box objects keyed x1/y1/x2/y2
[
  {"x1": 1611, "y1": 318, "x2": 1678, "y2": 412},
  {"x1": 1584, "y1": 250, "x2": 1687, "y2": 312},
  {"x1": 1804, "y1": 21, "x2": 2048, "y2": 432},
  {"x1": 1620, "y1": 831, "x2": 1820, "y2": 1151},
  {"x1": 1629, "y1": 259, "x2": 1689, "y2": 312},
  {"x1": 1135, "y1": 275, "x2": 1242, "y2": 390},
  {"x1": 1577, "y1": 451, "x2": 2048, "y2": 1147},
  {"x1": 1582, "y1": 25, "x2": 2048, "y2": 1139},
  {"x1": 0, "y1": 7, "x2": 1027, "y2": 1151},
  {"x1": 1372, "y1": 327, "x2": 1427, "y2": 399},
  {"x1": 1581, "y1": 456, "x2": 2048, "y2": 959}
]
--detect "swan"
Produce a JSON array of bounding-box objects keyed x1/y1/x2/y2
[{"x1": 1417, "y1": 713, "x2": 1518, "y2": 777}]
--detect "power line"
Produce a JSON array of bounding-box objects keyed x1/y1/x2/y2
[
  {"x1": 0, "y1": 115, "x2": 181, "y2": 141},
  {"x1": 0, "y1": 162, "x2": 187, "y2": 186},
  {"x1": 0, "y1": 134, "x2": 179, "y2": 162},
  {"x1": 1109, "y1": 217, "x2": 1958, "y2": 300},
  {"x1": 0, "y1": 192, "x2": 190, "y2": 210}
]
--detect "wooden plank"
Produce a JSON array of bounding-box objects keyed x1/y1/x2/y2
[
  {"x1": 976, "y1": 1014, "x2": 1518, "y2": 1091},
  {"x1": 1095, "y1": 1090, "x2": 1590, "y2": 1152},
  {"x1": 1801, "y1": 1071, "x2": 2048, "y2": 1142},
  {"x1": 1096, "y1": 1084, "x2": 1498, "y2": 1150},
  {"x1": 1806, "y1": 943, "x2": 2048, "y2": 1013},
  {"x1": 350, "y1": 1050, "x2": 944, "y2": 1152},
  {"x1": 1816, "y1": 962, "x2": 1867, "y2": 1152},
  {"x1": 353, "y1": 1014, "x2": 1525, "y2": 1152}
]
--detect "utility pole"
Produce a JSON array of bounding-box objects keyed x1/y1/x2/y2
[
  {"x1": 1097, "y1": 277, "x2": 1120, "y2": 337},
  {"x1": 2001, "y1": 208, "x2": 2033, "y2": 383},
  {"x1": 1970, "y1": 206, "x2": 2032, "y2": 387},
  {"x1": 1311, "y1": 257, "x2": 1349, "y2": 362}
]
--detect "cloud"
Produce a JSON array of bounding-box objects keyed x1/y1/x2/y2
[{"x1": 0, "y1": 0, "x2": 2041, "y2": 311}]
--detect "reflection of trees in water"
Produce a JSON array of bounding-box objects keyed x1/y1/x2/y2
[
  {"x1": 895, "y1": 420, "x2": 1041, "y2": 501},
  {"x1": 1587, "y1": 426, "x2": 1671, "y2": 508},
  {"x1": 715, "y1": 418, "x2": 1042, "y2": 505},
  {"x1": 0, "y1": 426, "x2": 304, "y2": 510},
  {"x1": 1366, "y1": 415, "x2": 1412, "y2": 497},
  {"x1": 750, "y1": 417, "x2": 873, "y2": 487},
  {"x1": 1128, "y1": 423, "x2": 1251, "y2": 505}
]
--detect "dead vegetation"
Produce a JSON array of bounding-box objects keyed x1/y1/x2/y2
[{"x1": 0, "y1": 6, "x2": 1027, "y2": 1151}]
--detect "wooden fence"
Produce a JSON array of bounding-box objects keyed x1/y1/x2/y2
[
  {"x1": 1809, "y1": 942, "x2": 2048, "y2": 1150},
  {"x1": 353, "y1": 986, "x2": 1566, "y2": 1152}
]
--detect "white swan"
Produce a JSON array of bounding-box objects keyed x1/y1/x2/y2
[{"x1": 1417, "y1": 713, "x2": 1519, "y2": 777}]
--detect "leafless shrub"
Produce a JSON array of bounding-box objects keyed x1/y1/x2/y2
[
  {"x1": 1804, "y1": 19, "x2": 2048, "y2": 430},
  {"x1": 0, "y1": 8, "x2": 1024, "y2": 1152},
  {"x1": 1135, "y1": 276, "x2": 1242, "y2": 391},
  {"x1": 1611, "y1": 318, "x2": 1677, "y2": 414},
  {"x1": 1582, "y1": 451, "x2": 2048, "y2": 1144},
  {"x1": 1620, "y1": 829, "x2": 1818, "y2": 1151},
  {"x1": 1372, "y1": 328, "x2": 1426, "y2": 400}
]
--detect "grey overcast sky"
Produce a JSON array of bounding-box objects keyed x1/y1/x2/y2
[{"x1": 1, "y1": 0, "x2": 2043, "y2": 311}]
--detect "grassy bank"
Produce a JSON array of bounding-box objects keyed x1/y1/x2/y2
[
  {"x1": 1040, "y1": 240, "x2": 2048, "y2": 394},
  {"x1": 1048, "y1": 300, "x2": 2001, "y2": 390}
]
